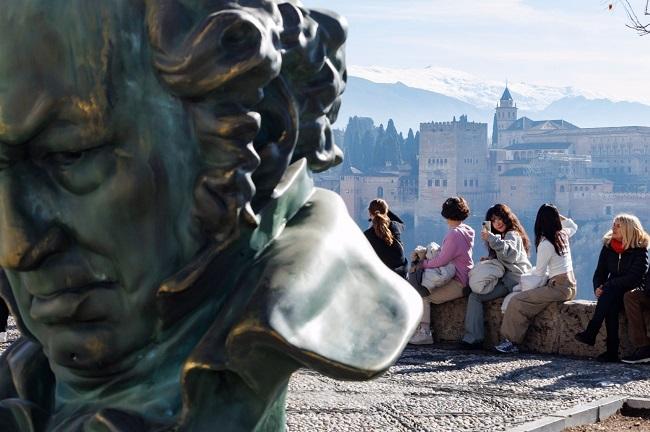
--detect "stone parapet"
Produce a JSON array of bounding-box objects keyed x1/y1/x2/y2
[{"x1": 430, "y1": 297, "x2": 650, "y2": 357}]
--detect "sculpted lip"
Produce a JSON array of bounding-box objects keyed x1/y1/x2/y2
[{"x1": 29, "y1": 282, "x2": 116, "y2": 325}]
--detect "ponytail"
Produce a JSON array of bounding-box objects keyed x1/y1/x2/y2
[
  {"x1": 368, "y1": 199, "x2": 394, "y2": 246},
  {"x1": 372, "y1": 212, "x2": 394, "y2": 246}
]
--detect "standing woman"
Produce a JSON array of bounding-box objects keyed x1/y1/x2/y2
[
  {"x1": 495, "y1": 204, "x2": 578, "y2": 353},
  {"x1": 575, "y1": 214, "x2": 649, "y2": 362},
  {"x1": 462, "y1": 204, "x2": 532, "y2": 348},
  {"x1": 410, "y1": 196, "x2": 475, "y2": 345},
  {"x1": 364, "y1": 199, "x2": 408, "y2": 278}
]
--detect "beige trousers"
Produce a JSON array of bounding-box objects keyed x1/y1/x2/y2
[
  {"x1": 500, "y1": 272, "x2": 576, "y2": 344},
  {"x1": 421, "y1": 278, "x2": 466, "y2": 324}
]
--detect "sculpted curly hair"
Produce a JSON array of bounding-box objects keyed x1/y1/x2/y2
[
  {"x1": 140, "y1": 0, "x2": 347, "y2": 298},
  {"x1": 145, "y1": 0, "x2": 346, "y2": 226}
]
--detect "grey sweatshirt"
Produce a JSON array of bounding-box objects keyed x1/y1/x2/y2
[{"x1": 487, "y1": 230, "x2": 532, "y2": 286}]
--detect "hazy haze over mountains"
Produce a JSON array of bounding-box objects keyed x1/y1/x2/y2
[{"x1": 341, "y1": 66, "x2": 650, "y2": 133}]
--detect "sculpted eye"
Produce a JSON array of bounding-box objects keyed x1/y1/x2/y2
[{"x1": 47, "y1": 150, "x2": 85, "y2": 167}]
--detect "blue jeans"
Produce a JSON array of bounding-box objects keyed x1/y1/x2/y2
[{"x1": 462, "y1": 281, "x2": 512, "y2": 344}]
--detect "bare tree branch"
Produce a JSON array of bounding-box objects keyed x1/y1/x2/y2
[{"x1": 620, "y1": 0, "x2": 650, "y2": 35}]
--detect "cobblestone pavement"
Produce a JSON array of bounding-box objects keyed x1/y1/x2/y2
[
  {"x1": 2, "y1": 319, "x2": 648, "y2": 431},
  {"x1": 286, "y1": 345, "x2": 650, "y2": 431}
]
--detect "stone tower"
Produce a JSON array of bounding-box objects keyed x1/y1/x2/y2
[
  {"x1": 416, "y1": 115, "x2": 489, "y2": 231},
  {"x1": 492, "y1": 86, "x2": 517, "y2": 146}
]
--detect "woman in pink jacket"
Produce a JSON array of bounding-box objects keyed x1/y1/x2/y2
[{"x1": 409, "y1": 197, "x2": 475, "y2": 345}]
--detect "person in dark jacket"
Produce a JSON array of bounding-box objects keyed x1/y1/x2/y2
[
  {"x1": 622, "y1": 267, "x2": 650, "y2": 364},
  {"x1": 575, "y1": 214, "x2": 650, "y2": 362},
  {"x1": 364, "y1": 199, "x2": 407, "y2": 277}
]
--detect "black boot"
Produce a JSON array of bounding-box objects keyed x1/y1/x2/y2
[
  {"x1": 574, "y1": 331, "x2": 596, "y2": 346},
  {"x1": 596, "y1": 351, "x2": 619, "y2": 363}
]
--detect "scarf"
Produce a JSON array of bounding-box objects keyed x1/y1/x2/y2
[{"x1": 610, "y1": 238, "x2": 625, "y2": 254}]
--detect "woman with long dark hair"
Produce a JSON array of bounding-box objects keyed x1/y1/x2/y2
[
  {"x1": 461, "y1": 204, "x2": 531, "y2": 348},
  {"x1": 575, "y1": 214, "x2": 649, "y2": 362},
  {"x1": 364, "y1": 199, "x2": 407, "y2": 278},
  {"x1": 495, "y1": 204, "x2": 578, "y2": 353}
]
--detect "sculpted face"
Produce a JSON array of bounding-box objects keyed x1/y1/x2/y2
[{"x1": 0, "y1": 3, "x2": 204, "y2": 383}]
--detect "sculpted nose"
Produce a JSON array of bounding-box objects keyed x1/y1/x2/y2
[{"x1": 0, "y1": 180, "x2": 68, "y2": 270}]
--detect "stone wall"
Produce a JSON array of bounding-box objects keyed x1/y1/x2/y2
[{"x1": 430, "y1": 296, "x2": 650, "y2": 357}]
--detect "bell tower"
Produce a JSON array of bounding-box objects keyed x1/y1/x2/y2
[{"x1": 492, "y1": 85, "x2": 517, "y2": 146}]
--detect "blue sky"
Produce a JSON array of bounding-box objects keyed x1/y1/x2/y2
[{"x1": 306, "y1": 0, "x2": 650, "y2": 103}]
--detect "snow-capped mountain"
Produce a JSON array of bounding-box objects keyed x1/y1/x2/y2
[{"x1": 348, "y1": 65, "x2": 606, "y2": 111}]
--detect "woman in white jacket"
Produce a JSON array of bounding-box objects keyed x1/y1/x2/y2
[{"x1": 495, "y1": 203, "x2": 578, "y2": 353}]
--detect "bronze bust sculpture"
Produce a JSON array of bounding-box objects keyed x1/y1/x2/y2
[{"x1": 0, "y1": 1, "x2": 421, "y2": 430}]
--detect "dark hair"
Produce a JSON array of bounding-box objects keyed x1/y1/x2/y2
[
  {"x1": 534, "y1": 204, "x2": 568, "y2": 256},
  {"x1": 441, "y1": 196, "x2": 470, "y2": 221},
  {"x1": 369, "y1": 199, "x2": 394, "y2": 246},
  {"x1": 485, "y1": 204, "x2": 530, "y2": 254}
]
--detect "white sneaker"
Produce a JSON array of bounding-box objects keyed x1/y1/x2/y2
[
  {"x1": 408, "y1": 325, "x2": 433, "y2": 345},
  {"x1": 0, "y1": 332, "x2": 6, "y2": 343},
  {"x1": 494, "y1": 338, "x2": 519, "y2": 354}
]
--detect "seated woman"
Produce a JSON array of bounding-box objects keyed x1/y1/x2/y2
[
  {"x1": 622, "y1": 267, "x2": 650, "y2": 364},
  {"x1": 364, "y1": 199, "x2": 408, "y2": 278},
  {"x1": 461, "y1": 204, "x2": 532, "y2": 348},
  {"x1": 495, "y1": 204, "x2": 577, "y2": 354},
  {"x1": 409, "y1": 196, "x2": 475, "y2": 345},
  {"x1": 575, "y1": 214, "x2": 649, "y2": 362}
]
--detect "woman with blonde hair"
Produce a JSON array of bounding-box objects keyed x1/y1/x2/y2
[
  {"x1": 575, "y1": 213, "x2": 650, "y2": 362},
  {"x1": 364, "y1": 199, "x2": 407, "y2": 277}
]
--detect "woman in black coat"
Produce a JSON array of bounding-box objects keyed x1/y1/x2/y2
[
  {"x1": 575, "y1": 214, "x2": 649, "y2": 362},
  {"x1": 364, "y1": 199, "x2": 407, "y2": 278}
]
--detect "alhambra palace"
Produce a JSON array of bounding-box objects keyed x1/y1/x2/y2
[{"x1": 320, "y1": 87, "x2": 650, "y2": 231}]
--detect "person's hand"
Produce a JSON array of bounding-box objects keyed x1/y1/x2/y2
[
  {"x1": 479, "y1": 256, "x2": 490, "y2": 262},
  {"x1": 480, "y1": 230, "x2": 490, "y2": 241},
  {"x1": 595, "y1": 286, "x2": 604, "y2": 298}
]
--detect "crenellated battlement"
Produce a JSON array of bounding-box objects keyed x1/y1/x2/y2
[{"x1": 420, "y1": 115, "x2": 487, "y2": 132}]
